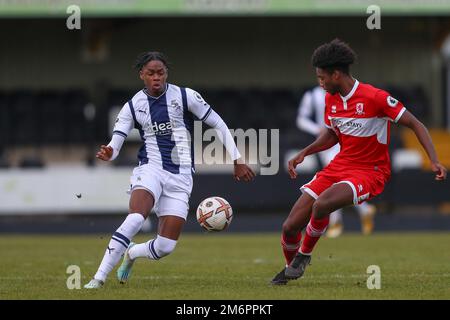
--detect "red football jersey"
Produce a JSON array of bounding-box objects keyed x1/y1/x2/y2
[{"x1": 324, "y1": 80, "x2": 406, "y2": 177}]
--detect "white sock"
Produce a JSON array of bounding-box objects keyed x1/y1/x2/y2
[
  {"x1": 94, "y1": 213, "x2": 145, "y2": 282},
  {"x1": 129, "y1": 235, "x2": 177, "y2": 260},
  {"x1": 329, "y1": 209, "x2": 343, "y2": 226}
]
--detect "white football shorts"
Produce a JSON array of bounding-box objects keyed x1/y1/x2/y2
[{"x1": 129, "y1": 163, "x2": 193, "y2": 220}]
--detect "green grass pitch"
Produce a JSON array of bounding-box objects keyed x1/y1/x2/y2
[{"x1": 1, "y1": 232, "x2": 449, "y2": 299}]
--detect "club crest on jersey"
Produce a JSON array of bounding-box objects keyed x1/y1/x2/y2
[
  {"x1": 355, "y1": 103, "x2": 365, "y2": 115},
  {"x1": 170, "y1": 99, "x2": 182, "y2": 111},
  {"x1": 331, "y1": 105, "x2": 337, "y2": 113},
  {"x1": 387, "y1": 96, "x2": 398, "y2": 107}
]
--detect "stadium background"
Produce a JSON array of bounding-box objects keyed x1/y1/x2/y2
[
  {"x1": 1, "y1": 1, "x2": 450, "y2": 234},
  {"x1": 1, "y1": 0, "x2": 450, "y2": 301}
]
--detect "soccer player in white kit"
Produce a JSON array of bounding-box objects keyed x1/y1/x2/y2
[
  {"x1": 84, "y1": 52, "x2": 255, "y2": 289},
  {"x1": 297, "y1": 86, "x2": 376, "y2": 237}
]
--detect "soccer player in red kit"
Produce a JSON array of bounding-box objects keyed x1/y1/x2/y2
[{"x1": 271, "y1": 39, "x2": 447, "y2": 285}]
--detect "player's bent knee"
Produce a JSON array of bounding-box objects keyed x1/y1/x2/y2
[
  {"x1": 154, "y1": 235, "x2": 177, "y2": 258},
  {"x1": 312, "y1": 198, "x2": 331, "y2": 219},
  {"x1": 282, "y1": 220, "x2": 306, "y2": 237},
  {"x1": 282, "y1": 221, "x2": 300, "y2": 237},
  {"x1": 129, "y1": 189, "x2": 155, "y2": 217}
]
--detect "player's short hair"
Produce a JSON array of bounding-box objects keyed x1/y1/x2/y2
[
  {"x1": 311, "y1": 39, "x2": 357, "y2": 74},
  {"x1": 134, "y1": 51, "x2": 169, "y2": 71}
]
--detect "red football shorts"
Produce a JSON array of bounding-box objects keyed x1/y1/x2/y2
[{"x1": 300, "y1": 164, "x2": 388, "y2": 205}]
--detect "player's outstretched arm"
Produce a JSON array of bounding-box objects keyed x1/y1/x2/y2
[
  {"x1": 200, "y1": 106, "x2": 255, "y2": 182},
  {"x1": 187, "y1": 88, "x2": 255, "y2": 181},
  {"x1": 397, "y1": 110, "x2": 447, "y2": 181},
  {"x1": 288, "y1": 128, "x2": 338, "y2": 179}
]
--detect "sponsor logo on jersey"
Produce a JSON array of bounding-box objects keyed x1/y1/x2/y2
[
  {"x1": 331, "y1": 105, "x2": 337, "y2": 113},
  {"x1": 149, "y1": 120, "x2": 174, "y2": 136},
  {"x1": 387, "y1": 96, "x2": 398, "y2": 107},
  {"x1": 355, "y1": 103, "x2": 365, "y2": 115},
  {"x1": 334, "y1": 119, "x2": 363, "y2": 129}
]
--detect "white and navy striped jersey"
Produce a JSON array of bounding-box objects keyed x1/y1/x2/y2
[{"x1": 112, "y1": 83, "x2": 213, "y2": 175}]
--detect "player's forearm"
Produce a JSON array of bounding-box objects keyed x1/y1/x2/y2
[
  {"x1": 204, "y1": 109, "x2": 241, "y2": 161},
  {"x1": 398, "y1": 111, "x2": 439, "y2": 164},
  {"x1": 213, "y1": 120, "x2": 241, "y2": 161},
  {"x1": 107, "y1": 134, "x2": 126, "y2": 161},
  {"x1": 302, "y1": 129, "x2": 338, "y2": 157},
  {"x1": 410, "y1": 121, "x2": 439, "y2": 163},
  {"x1": 302, "y1": 140, "x2": 336, "y2": 157}
]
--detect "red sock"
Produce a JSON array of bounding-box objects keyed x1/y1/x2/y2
[
  {"x1": 300, "y1": 215, "x2": 329, "y2": 255},
  {"x1": 281, "y1": 232, "x2": 302, "y2": 265}
]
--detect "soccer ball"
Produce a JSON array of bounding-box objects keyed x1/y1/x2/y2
[{"x1": 196, "y1": 197, "x2": 233, "y2": 231}]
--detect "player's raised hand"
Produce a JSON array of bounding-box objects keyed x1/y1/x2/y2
[
  {"x1": 431, "y1": 162, "x2": 447, "y2": 181},
  {"x1": 233, "y1": 163, "x2": 256, "y2": 182},
  {"x1": 96, "y1": 145, "x2": 113, "y2": 161},
  {"x1": 288, "y1": 152, "x2": 305, "y2": 179}
]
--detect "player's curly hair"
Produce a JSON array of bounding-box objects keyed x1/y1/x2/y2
[
  {"x1": 311, "y1": 39, "x2": 357, "y2": 74},
  {"x1": 134, "y1": 51, "x2": 170, "y2": 71}
]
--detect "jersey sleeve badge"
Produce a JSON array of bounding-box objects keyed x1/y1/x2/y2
[{"x1": 387, "y1": 96, "x2": 399, "y2": 107}]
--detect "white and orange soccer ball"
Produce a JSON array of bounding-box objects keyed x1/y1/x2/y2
[{"x1": 196, "y1": 197, "x2": 233, "y2": 231}]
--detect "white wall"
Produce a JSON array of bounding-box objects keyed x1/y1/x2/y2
[{"x1": 0, "y1": 167, "x2": 130, "y2": 214}]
